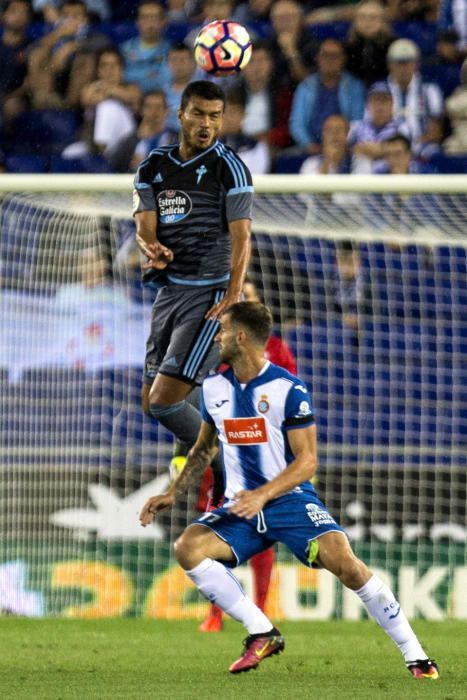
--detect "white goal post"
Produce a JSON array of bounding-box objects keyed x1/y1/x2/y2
[{"x1": 0, "y1": 174, "x2": 465, "y2": 620}]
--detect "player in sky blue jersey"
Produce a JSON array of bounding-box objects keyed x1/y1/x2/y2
[
  {"x1": 133, "y1": 80, "x2": 252, "y2": 499},
  {"x1": 140, "y1": 301, "x2": 439, "y2": 679}
]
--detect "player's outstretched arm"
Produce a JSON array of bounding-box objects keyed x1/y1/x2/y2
[
  {"x1": 139, "y1": 421, "x2": 218, "y2": 527},
  {"x1": 229, "y1": 425, "x2": 318, "y2": 520},
  {"x1": 206, "y1": 218, "x2": 251, "y2": 320}
]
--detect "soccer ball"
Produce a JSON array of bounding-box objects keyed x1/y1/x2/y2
[{"x1": 194, "y1": 20, "x2": 252, "y2": 77}]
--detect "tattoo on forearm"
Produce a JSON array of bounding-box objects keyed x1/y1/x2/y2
[{"x1": 173, "y1": 445, "x2": 213, "y2": 498}]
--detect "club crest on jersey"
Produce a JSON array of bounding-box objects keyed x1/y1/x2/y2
[
  {"x1": 157, "y1": 190, "x2": 192, "y2": 223},
  {"x1": 224, "y1": 417, "x2": 268, "y2": 445},
  {"x1": 196, "y1": 165, "x2": 207, "y2": 184},
  {"x1": 298, "y1": 400, "x2": 312, "y2": 416},
  {"x1": 257, "y1": 395, "x2": 269, "y2": 414}
]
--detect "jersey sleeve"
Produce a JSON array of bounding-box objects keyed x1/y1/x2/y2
[
  {"x1": 200, "y1": 384, "x2": 215, "y2": 425},
  {"x1": 221, "y1": 149, "x2": 254, "y2": 222},
  {"x1": 283, "y1": 381, "x2": 315, "y2": 430},
  {"x1": 132, "y1": 159, "x2": 157, "y2": 215}
]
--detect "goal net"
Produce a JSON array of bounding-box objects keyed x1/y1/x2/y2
[{"x1": 0, "y1": 174, "x2": 465, "y2": 620}]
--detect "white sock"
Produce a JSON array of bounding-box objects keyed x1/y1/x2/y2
[
  {"x1": 186, "y1": 558, "x2": 274, "y2": 634},
  {"x1": 356, "y1": 574, "x2": 427, "y2": 663}
]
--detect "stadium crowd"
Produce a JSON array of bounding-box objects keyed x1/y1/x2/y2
[{"x1": 0, "y1": 0, "x2": 466, "y2": 174}]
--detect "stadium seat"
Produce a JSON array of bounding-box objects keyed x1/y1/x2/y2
[
  {"x1": 50, "y1": 154, "x2": 112, "y2": 174},
  {"x1": 97, "y1": 20, "x2": 138, "y2": 43},
  {"x1": 12, "y1": 110, "x2": 80, "y2": 156},
  {"x1": 5, "y1": 155, "x2": 49, "y2": 173},
  {"x1": 272, "y1": 152, "x2": 309, "y2": 174},
  {"x1": 165, "y1": 22, "x2": 191, "y2": 43},
  {"x1": 428, "y1": 154, "x2": 467, "y2": 174},
  {"x1": 393, "y1": 21, "x2": 438, "y2": 57},
  {"x1": 421, "y1": 63, "x2": 461, "y2": 97},
  {"x1": 308, "y1": 22, "x2": 350, "y2": 41}
]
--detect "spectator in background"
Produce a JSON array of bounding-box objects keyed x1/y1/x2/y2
[
  {"x1": 234, "y1": 0, "x2": 273, "y2": 28},
  {"x1": 32, "y1": 0, "x2": 110, "y2": 23},
  {"x1": 375, "y1": 133, "x2": 432, "y2": 173},
  {"x1": 268, "y1": 0, "x2": 316, "y2": 90},
  {"x1": 221, "y1": 89, "x2": 271, "y2": 173},
  {"x1": 386, "y1": 39, "x2": 444, "y2": 158},
  {"x1": 63, "y1": 47, "x2": 141, "y2": 158},
  {"x1": 28, "y1": 0, "x2": 110, "y2": 109},
  {"x1": 436, "y1": 27, "x2": 465, "y2": 67},
  {"x1": 348, "y1": 81, "x2": 411, "y2": 172},
  {"x1": 289, "y1": 39, "x2": 365, "y2": 154},
  {"x1": 444, "y1": 57, "x2": 467, "y2": 153},
  {"x1": 299, "y1": 115, "x2": 361, "y2": 224},
  {"x1": 238, "y1": 40, "x2": 293, "y2": 148},
  {"x1": 106, "y1": 89, "x2": 177, "y2": 172},
  {"x1": 165, "y1": 42, "x2": 196, "y2": 132},
  {"x1": 345, "y1": 0, "x2": 394, "y2": 87},
  {"x1": 166, "y1": 0, "x2": 193, "y2": 22},
  {"x1": 390, "y1": 0, "x2": 440, "y2": 22},
  {"x1": 119, "y1": 0, "x2": 171, "y2": 94},
  {"x1": 438, "y1": 0, "x2": 467, "y2": 59},
  {"x1": 300, "y1": 114, "x2": 352, "y2": 174},
  {"x1": 368, "y1": 134, "x2": 437, "y2": 235},
  {"x1": 423, "y1": 28, "x2": 464, "y2": 99},
  {"x1": 330, "y1": 240, "x2": 371, "y2": 341},
  {"x1": 0, "y1": 0, "x2": 33, "y2": 128}
]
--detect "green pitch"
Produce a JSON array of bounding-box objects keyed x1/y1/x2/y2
[{"x1": 0, "y1": 619, "x2": 465, "y2": 700}]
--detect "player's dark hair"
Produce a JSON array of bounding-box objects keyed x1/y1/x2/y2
[
  {"x1": 227, "y1": 302, "x2": 273, "y2": 346},
  {"x1": 180, "y1": 80, "x2": 226, "y2": 111},
  {"x1": 383, "y1": 133, "x2": 412, "y2": 150}
]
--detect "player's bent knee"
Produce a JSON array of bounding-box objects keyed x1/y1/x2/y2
[{"x1": 174, "y1": 529, "x2": 205, "y2": 570}]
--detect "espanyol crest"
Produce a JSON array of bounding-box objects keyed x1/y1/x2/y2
[{"x1": 257, "y1": 395, "x2": 269, "y2": 413}]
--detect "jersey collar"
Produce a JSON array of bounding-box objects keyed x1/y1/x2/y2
[
  {"x1": 229, "y1": 361, "x2": 272, "y2": 392},
  {"x1": 169, "y1": 140, "x2": 220, "y2": 167}
]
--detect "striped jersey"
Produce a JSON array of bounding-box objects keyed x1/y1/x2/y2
[
  {"x1": 200, "y1": 361, "x2": 317, "y2": 504},
  {"x1": 133, "y1": 140, "x2": 253, "y2": 287}
]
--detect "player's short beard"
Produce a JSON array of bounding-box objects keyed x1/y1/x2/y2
[{"x1": 219, "y1": 341, "x2": 240, "y2": 366}]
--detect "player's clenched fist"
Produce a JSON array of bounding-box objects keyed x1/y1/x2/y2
[{"x1": 140, "y1": 493, "x2": 175, "y2": 526}]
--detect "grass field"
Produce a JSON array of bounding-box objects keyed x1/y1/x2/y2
[{"x1": 0, "y1": 619, "x2": 465, "y2": 700}]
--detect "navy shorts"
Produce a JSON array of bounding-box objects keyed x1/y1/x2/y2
[
  {"x1": 144, "y1": 284, "x2": 226, "y2": 386},
  {"x1": 193, "y1": 490, "x2": 346, "y2": 568}
]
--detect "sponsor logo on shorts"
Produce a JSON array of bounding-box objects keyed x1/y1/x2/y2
[
  {"x1": 157, "y1": 190, "x2": 192, "y2": 223},
  {"x1": 224, "y1": 417, "x2": 268, "y2": 445},
  {"x1": 305, "y1": 503, "x2": 336, "y2": 527}
]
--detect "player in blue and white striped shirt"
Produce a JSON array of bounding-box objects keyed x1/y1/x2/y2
[{"x1": 140, "y1": 301, "x2": 439, "y2": 680}]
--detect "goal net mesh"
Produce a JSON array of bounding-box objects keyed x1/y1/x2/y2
[{"x1": 0, "y1": 180, "x2": 465, "y2": 620}]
